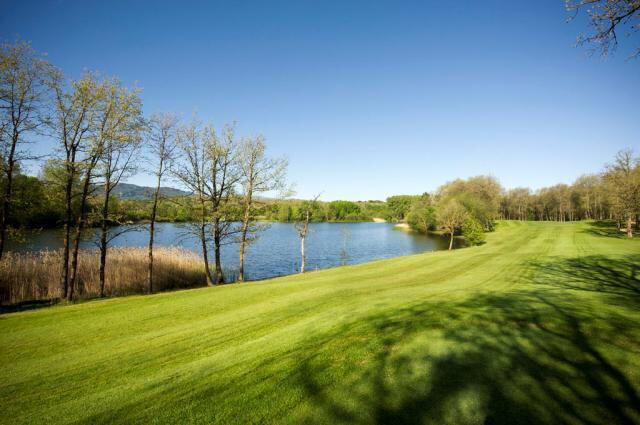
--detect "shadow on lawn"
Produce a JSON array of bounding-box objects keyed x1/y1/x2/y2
[
  {"x1": 294, "y1": 257, "x2": 640, "y2": 424},
  {"x1": 71, "y1": 256, "x2": 640, "y2": 424},
  {"x1": 583, "y1": 220, "x2": 636, "y2": 240},
  {"x1": 529, "y1": 255, "x2": 640, "y2": 301}
]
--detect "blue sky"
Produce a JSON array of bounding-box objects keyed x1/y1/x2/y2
[{"x1": 2, "y1": 0, "x2": 639, "y2": 200}]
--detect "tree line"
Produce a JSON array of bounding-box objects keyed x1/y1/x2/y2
[
  {"x1": 499, "y1": 150, "x2": 640, "y2": 236},
  {"x1": 392, "y1": 152, "x2": 639, "y2": 244}
]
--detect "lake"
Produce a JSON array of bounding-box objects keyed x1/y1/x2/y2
[{"x1": 7, "y1": 222, "x2": 460, "y2": 281}]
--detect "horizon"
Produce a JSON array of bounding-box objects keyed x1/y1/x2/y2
[{"x1": 2, "y1": 0, "x2": 639, "y2": 200}]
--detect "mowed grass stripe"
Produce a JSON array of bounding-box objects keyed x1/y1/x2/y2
[{"x1": 1, "y1": 221, "x2": 639, "y2": 424}]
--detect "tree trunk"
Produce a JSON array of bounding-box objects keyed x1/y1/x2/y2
[
  {"x1": 449, "y1": 231, "x2": 454, "y2": 250},
  {"x1": 213, "y1": 219, "x2": 224, "y2": 284},
  {"x1": 68, "y1": 217, "x2": 83, "y2": 301},
  {"x1": 238, "y1": 236, "x2": 246, "y2": 282},
  {"x1": 0, "y1": 169, "x2": 13, "y2": 261},
  {"x1": 148, "y1": 218, "x2": 155, "y2": 293},
  {"x1": 199, "y1": 199, "x2": 214, "y2": 286},
  {"x1": 0, "y1": 133, "x2": 18, "y2": 261},
  {"x1": 238, "y1": 196, "x2": 251, "y2": 282},
  {"x1": 148, "y1": 169, "x2": 162, "y2": 293},
  {"x1": 60, "y1": 160, "x2": 74, "y2": 299},
  {"x1": 300, "y1": 236, "x2": 305, "y2": 273},
  {"x1": 98, "y1": 180, "x2": 110, "y2": 297},
  {"x1": 69, "y1": 170, "x2": 93, "y2": 301},
  {"x1": 627, "y1": 215, "x2": 633, "y2": 238},
  {"x1": 201, "y1": 224, "x2": 214, "y2": 286}
]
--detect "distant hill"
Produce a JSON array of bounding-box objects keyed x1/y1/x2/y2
[{"x1": 111, "y1": 183, "x2": 190, "y2": 200}]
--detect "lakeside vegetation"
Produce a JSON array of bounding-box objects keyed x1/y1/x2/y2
[
  {"x1": 0, "y1": 247, "x2": 205, "y2": 305},
  {"x1": 1, "y1": 221, "x2": 638, "y2": 424}
]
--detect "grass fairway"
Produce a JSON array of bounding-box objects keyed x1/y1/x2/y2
[{"x1": 1, "y1": 221, "x2": 639, "y2": 424}]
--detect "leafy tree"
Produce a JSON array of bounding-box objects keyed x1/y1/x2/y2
[
  {"x1": 0, "y1": 41, "x2": 55, "y2": 260},
  {"x1": 49, "y1": 71, "x2": 105, "y2": 300},
  {"x1": 406, "y1": 194, "x2": 436, "y2": 233},
  {"x1": 96, "y1": 79, "x2": 145, "y2": 297},
  {"x1": 386, "y1": 195, "x2": 418, "y2": 221},
  {"x1": 437, "y1": 199, "x2": 468, "y2": 250},
  {"x1": 437, "y1": 176, "x2": 502, "y2": 230},
  {"x1": 327, "y1": 200, "x2": 361, "y2": 221},
  {"x1": 603, "y1": 149, "x2": 639, "y2": 237},
  {"x1": 277, "y1": 204, "x2": 293, "y2": 222},
  {"x1": 462, "y1": 217, "x2": 485, "y2": 246}
]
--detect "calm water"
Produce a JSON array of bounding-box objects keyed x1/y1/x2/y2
[{"x1": 8, "y1": 222, "x2": 458, "y2": 281}]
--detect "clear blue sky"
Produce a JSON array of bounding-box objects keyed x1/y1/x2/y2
[{"x1": 2, "y1": 0, "x2": 639, "y2": 200}]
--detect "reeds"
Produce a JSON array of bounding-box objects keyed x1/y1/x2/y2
[{"x1": 0, "y1": 247, "x2": 207, "y2": 305}]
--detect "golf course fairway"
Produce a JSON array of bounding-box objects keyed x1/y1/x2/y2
[{"x1": 1, "y1": 221, "x2": 639, "y2": 424}]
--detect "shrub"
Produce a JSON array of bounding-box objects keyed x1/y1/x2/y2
[{"x1": 462, "y1": 217, "x2": 486, "y2": 246}]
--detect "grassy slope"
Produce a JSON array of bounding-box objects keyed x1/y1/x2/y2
[{"x1": 1, "y1": 221, "x2": 639, "y2": 424}]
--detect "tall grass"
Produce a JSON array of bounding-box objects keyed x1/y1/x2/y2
[{"x1": 0, "y1": 247, "x2": 206, "y2": 305}]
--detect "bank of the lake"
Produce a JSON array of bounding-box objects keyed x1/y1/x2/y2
[
  {"x1": 7, "y1": 222, "x2": 460, "y2": 282},
  {"x1": 1, "y1": 221, "x2": 638, "y2": 424}
]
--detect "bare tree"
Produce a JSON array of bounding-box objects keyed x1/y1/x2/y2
[
  {"x1": 49, "y1": 72, "x2": 103, "y2": 300},
  {"x1": 146, "y1": 113, "x2": 179, "y2": 293},
  {"x1": 295, "y1": 195, "x2": 320, "y2": 273},
  {"x1": 236, "y1": 135, "x2": 287, "y2": 282},
  {"x1": 96, "y1": 81, "x2": 144, "y2": 297},
  {"x1": 566, "y1": 0, "x2": 640, "y2": 57},
  {"x1": 173, "y1": 118, "x2": 215, "y2": 286},
  {"x1": 173, "y1": 121, "x2": 241, "y2": 285},
  {"x1": 203, "y1": 124, "x2": 241, "y2": 284},
  {"x1": 0, "y1": 41, "x2": 54, "y2": 260}
]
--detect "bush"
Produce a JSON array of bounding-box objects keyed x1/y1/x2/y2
[
  {"x1": 462, "y1": 217, "x2": 485, "y2": 246},
  {"x1": 406, "y1": 196, "x2": 436, "y2": 233}
]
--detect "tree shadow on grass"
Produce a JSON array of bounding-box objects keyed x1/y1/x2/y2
[
  {"x1": 528, "y1": 255, "x2": 640, "y2": 304},
  {"x1": 0, "y1": 298, "x2": 60, "y2": 315},
  {"x1": 62, "y1": 258, "x2": 640, "y2": 424},
  {"x1": 293, "y1": 259, "x2": 640, "y2": 424},
  {"x1": 582, "y1": 221, "x2": 635, "y2": 240}
]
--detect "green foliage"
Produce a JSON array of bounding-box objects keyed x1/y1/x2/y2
[
  {"x1": 437, "y1": 176, "x2": 502, "y2": 231},
  {"x1": 327, "y1": 200, "x2": 361, "y2": 221},
  {"x1": 261, "y1": 199, "x2": 386, "y2": 223},
  {"x1": 437, "y1": 198, "x2": 468, "y2": 237},
  {"x1": 386, "y1": 195, "x2": 419, "y2": 221},
  {"x1": 9, "y1": 175, "x2": 61, "y2": 227},
  {"x1": 462, "y1": 217, "x2": 486, "y2": 246},
  {"x1": 406, "y1": 194, "x2": 436, "y2": 233}
]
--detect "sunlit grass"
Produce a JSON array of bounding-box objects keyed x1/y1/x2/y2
[{"x1": 0, "y1": 221, "x2": 639, "y2": 424}]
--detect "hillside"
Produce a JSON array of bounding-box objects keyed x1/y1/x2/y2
[
  {"x1": 111, "y1": 183, "x2": 190, "y2": 200},
  {"x1": 1, "y1": 221, "x2": 639, "y2": 424}
]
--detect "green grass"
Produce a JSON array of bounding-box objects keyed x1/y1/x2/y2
[{"x1": 1, "y1": 221, "x2": 639, "y2": 424}]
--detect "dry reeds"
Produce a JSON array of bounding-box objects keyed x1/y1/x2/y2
[{"x1": 0, "y1": 247, "x2": 207, "y2": 305}]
